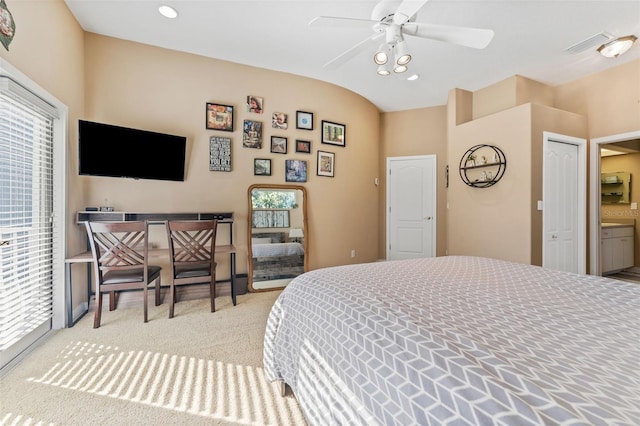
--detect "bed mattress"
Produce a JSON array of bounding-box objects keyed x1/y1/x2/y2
[{"x1": 264, "y1": 256, "x2": 640, "y2": 425}]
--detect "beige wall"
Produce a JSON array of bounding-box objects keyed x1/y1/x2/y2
[
  {"x1": 82, "y1": 34, "x2": 381, "y2": 278},
  {"x1": 379, "y1": 106, "x2": 448, "y2": 258},
  {"x1": 554, "y1": 60, "x2": 640, "y2": 139},
  {"x1": 447, "y1": 101, "x2": 534, "y2": 263},
  {"x1": 444, "y1": 74, "x2": 587, "y2": 267},
  {"x1": 0, "y1": 0, "x2": 88, "y2": 300}
]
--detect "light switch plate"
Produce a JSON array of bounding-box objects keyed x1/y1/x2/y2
[
  {"x1": 537, "y1": 200, "x2": 543, "y2": 211},
  {"x1": 631, "y1": 202, "x2": 638, "y2": 210}
]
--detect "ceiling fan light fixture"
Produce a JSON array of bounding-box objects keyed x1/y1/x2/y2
[
  {"x1": 394, "y1": 64, "x2": 408, "y2": 73},
  {"x1": 158, "y1": 5, "x2": 178, "y2": 19},
  {"x1": 374, "y1": 44, "x2": 390, "y2": 65},
  {"x1": 377, "y1": 63, "x2": 392, "y2": 76},
  {"x1": 395, "y1": 40, "x2": 411, "y2": 65},
  {"x1": 597, "y1": 35, "x2": 637, "y2": 58}
]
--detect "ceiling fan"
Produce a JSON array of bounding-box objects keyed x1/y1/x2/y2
[{"x1": 309, "y1": 0, "x2": 494, "y2": 75}]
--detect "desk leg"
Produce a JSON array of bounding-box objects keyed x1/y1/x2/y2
[
  {"x1": 231, "y1": 252, "x2": 236, "y2": 306},
  {"x1": 65, "y1": 263, "x2": 73, "y2": 327},
  {"x1": 65, "y1": 263, "x2": 90, "y2": 328}
]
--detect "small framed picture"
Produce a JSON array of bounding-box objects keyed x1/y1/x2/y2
[
  {"x1": 295, "y1": 140, "x2": 311, "y2": 154},
  {"x1": 271, "y1": 136, "x2": 287, "y2": 154},
  {"x1": 209, "y1": 136, "x2": 232, "y2": 172},
  {"x1": 247, "y1": 95, "x2": 263, "y2": 114},
  {"x1": 317, "y1": 151, "x2": 335, "y2": 177},
  {"x1": 321, "y1": 120, "x2": 345, "y2": 146},
  {"x1": 296, "y1": 111, "x2": 314, "y2": 130},
  {"x1": 254, "y1": 158, "x2": 271, "y2": 176},
  {"x1": 286, "y1": 160, "x2": 307, "y2": 183},
  {"x1": 243, "y1": 120, "x2": 263, "y2": 148},
  {"x1": 272, "y1": 112, "x2": 288, "y2": 129},
  {"x1": 206, "y1": 103, "x2": 234, "y2": 132}
]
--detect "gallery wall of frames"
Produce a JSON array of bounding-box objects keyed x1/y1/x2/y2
[{"x1": 206, "y1": 96, "x2": 346, "y2": 182}]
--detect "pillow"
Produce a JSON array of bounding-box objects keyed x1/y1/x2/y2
[{"x1": 252, "y1": 237, "x2": 272, "y2": 245}]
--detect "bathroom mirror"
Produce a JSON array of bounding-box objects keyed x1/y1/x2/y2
[
  {"x1": 247, "y1": 184, "x2": 308, "y2": 291},
  {"x1": 601, "y1": 172, "x2": 631, "y2": 204}
]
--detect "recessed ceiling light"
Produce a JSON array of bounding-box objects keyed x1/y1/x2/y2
[
  {"x1": 158, "y1": 5, "x2": 178, "y2": 19},
  {"x1": 407, "y1": 74, "x2": 419, "y2": 81}
]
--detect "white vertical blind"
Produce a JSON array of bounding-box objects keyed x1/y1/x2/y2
[{"x1": 0, "y1": 77, "x2": 55, "y2": 363}]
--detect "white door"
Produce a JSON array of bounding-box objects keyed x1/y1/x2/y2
[
  {"x1": 543, "y1": 134, "x2": 586, "y2": 273},
  {"x1": 387, "y1": 155, "x2": 436, "y2": 260}
]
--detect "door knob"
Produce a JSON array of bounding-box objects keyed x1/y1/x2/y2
[{"x1": 424, "y1": 216, "x2": 432, "y2": 220}]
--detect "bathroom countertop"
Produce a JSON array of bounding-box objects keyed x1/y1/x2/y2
[{"x1": 602, "y1": 223, "x2": 634, "y2": 228}]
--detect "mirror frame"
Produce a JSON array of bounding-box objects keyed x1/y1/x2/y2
[{"x1": 247, "y1": 183, "x2": 309, "y2": 292}]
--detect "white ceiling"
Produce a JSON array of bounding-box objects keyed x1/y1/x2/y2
[{"x1": 64, "y1": 0, "x2": 640, "y2": 112}]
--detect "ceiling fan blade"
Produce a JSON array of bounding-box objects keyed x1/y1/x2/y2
[
  {"x1": 322, "y1": 33, "x2": 384, "y2": 70},
  {"x1": 309, "y1": 16, "x2": 379, "y2": 30},
  {"x1": 393, "y1": 0, "x2": 430, "y2": 25},
  {"x1": 403, "y1": 23, "x2": 494, "y2": 49}
]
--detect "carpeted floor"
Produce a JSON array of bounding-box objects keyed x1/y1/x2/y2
[{"x1": 0, "y1": 291, "x2": 307, "y2": 425}]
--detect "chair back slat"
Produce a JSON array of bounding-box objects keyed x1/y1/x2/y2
[
  {"x1": 167, "y1": 220, "x2": 218, "y2": 266},
  {"x1": 84, "y1": 220, "x2": 161, "y2": 328},
  {"x1": 85, "y1": 221, "x2": 150, "y2": 274},
  {"x1": 165, "y1": 219, "x2": 218, "y2": 317}
]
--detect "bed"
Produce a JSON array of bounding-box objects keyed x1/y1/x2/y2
[
  {"x1": 264, "y1": 256, "x2": 640, "y2": 425},
  {"x1": 251, "y1": 234, "x2": 305, "y2": 281},
  {"x1": 252, "y1": 241, "x2": 305, "y2": 258}
]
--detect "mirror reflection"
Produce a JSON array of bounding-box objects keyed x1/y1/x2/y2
[{"x1": 247, "y1": 184, "x2": 308, "y2": 291}]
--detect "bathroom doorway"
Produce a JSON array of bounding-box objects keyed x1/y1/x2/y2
[{"x1": 590, "y1": 131, "x2": 640, "y2": 281}]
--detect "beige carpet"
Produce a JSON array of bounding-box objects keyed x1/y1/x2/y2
[{"x1": 0, "y1": 292, "x2": 307, "y2": 425}]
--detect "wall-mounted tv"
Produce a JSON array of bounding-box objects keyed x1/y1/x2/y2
[{"x1": 78, "y1": 120, "x2": 187, "y2": 182}]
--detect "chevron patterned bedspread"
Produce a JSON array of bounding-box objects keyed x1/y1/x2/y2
[
  {"x1": 252, "y1": 242, "x2": 304, "y2": 258},
  {"x1": 263, "y1": 256, "x2": 640, "y2": 425}
]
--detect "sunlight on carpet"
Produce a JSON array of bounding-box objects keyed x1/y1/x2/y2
[
  {"x1": 0, "y1": 293, "x2": 306, "y2": 425},
  {"x1": 22, "y1": 340, "x2": 299, "y2": 425}
]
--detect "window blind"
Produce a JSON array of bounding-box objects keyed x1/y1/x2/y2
[{"x1": 0, "y1": 77, "x2": 55, "y2": 358}]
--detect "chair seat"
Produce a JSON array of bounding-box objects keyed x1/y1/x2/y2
[
  {"x1": 103, "y1": 265, "x2": 162, "y2": 285},
  {"x1": 175, "y1": 263, "x2": 216, "y2": 279}
]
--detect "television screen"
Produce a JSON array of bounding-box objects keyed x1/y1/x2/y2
[{"x1": 79, "y1": 120, "x2": 187, "y2": 182}]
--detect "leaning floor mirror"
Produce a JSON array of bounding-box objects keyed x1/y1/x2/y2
[{"x1": 247, "y1": 184, "x2": 308, "y2": 291}]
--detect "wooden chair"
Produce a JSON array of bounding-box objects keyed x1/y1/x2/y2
[
  {"x1": 85, "y1": 221, "x2": 162, "y2": 328},
  {"x1": 166, "y1": 220, "x2": 218, "y2": 318}
]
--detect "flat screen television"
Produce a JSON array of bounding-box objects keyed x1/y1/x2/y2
[{"x1": 79, "y1": 120, "x2": 187, "y2": 182}]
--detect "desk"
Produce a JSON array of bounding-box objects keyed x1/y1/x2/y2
[{"x1": 66, "y1": 211, "x2": 236, "y2": 327}]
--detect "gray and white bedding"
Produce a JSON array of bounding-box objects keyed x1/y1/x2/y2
[
  {"x1": 263, "y1": 256, "x2": 640, "y2": 425},
  {"x1": 252, "y1": 242, "x2": 304, "y2": 258}
]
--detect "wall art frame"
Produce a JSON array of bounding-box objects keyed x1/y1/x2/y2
[
  {"x1": 271, "y1": 136, "x2": 288, "y2": 154},
  {"x1": 322, "y1": 120, "x2": 345, "y2": 146},
  {"x1": 254, "y1": 158, "x2": 272, "y2": 176},
  {"x1": 206, "y1": 102, "x2": 234, "y2": 132},
  {"x1": 209, "y1": 136, "x2": 232, "y2": 172},
  {"x1": 243, "y1": 120, "x2": 263, "y2": 148},
  {"x1": 247, "y1": 95, "x2": 263, "y2": 114},
  {"x1": 296, "y1": 111, "x2": 314, "y2": 130},
  {"x1": 317, "y1": 150, "x2": 335, "y2": 177},
  {"x1": 252, "y1": 209, "x2": 290, "y2": 228},
  {"x1": 295, "y1": 140, "x2": 311, "y2": 153},
  {"x1": 272, "y1": 112, "x2": 288, "y2": 129},
  {"x1": 286, "y1": 160, "x2": 308, "y2": 183}
]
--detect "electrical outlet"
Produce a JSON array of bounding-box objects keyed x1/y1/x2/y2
[
  {"x1": 351, "y1": 249, "x2": 356, "y2": 258},
  {"x1": 631, "y1": 202, "x2": 638, "y2": 210}
]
